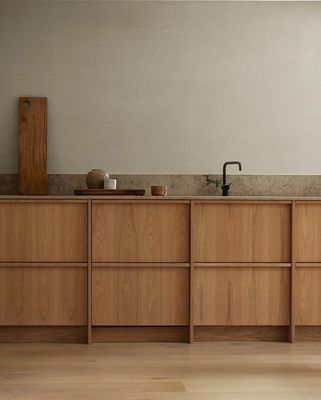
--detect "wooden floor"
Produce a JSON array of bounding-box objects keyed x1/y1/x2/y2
[{"x1": 1, "y1": 342, "x2": 321, "y2": 399}]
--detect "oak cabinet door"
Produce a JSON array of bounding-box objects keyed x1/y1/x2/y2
[
  {"x1": 0, "y1": 202, "x2": 87, "y2": 262},
  {"x1": 296, "y1": 267, "x2": 321, "y2": 325},
  {"x1": 92, "y1": 203, "x2": 189, "y2": 262},
  {"x1": 0, "y1": 267, "x2": 87, "y2": 325},
  {"x1": 92, "y1": 267, "x2": 189, "y2": 325},
  {"x1": 296, "y1": 205, "x2": 321, "y2": 262},
  {"x1": 193, "y1": 267, "x2": 290, "y2": 325},
  {"x1": 193, "y1": 203, "x2": 291, "y2": 262}
]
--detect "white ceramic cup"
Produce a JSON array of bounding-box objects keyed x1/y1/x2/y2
[{"x1": 104, "y1": 177, "x2": 117, "y2": 190}]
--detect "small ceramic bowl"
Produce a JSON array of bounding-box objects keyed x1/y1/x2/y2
[
  {"x1": 151, "y1": 185, "x2": 167, "y2": 196},
  {"x1": 104, "y1": 178, "x2": 117, "y2": 190}
]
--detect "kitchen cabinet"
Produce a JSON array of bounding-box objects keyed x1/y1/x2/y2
[
  {"x1": 92, "y1": 202, "x2": 189, "y2": 263},
  {"x1": 0, "y1": 197, "x2": 320, "y2": 343},
  {"x1": 295, "y1": 204, "x2": 321, "y2": 262},
  {"x1": 0, "y1": 202, "x2": 87, "y2": 262},
  {"x1": 92, "y1": 266, "x2": 189, "y2": 326},
  {"x1": 194, "y1": 267, "x2": 290, "y2": 325},
  {"x1": 193, "y1": 203, "x2": 291, "y2": 262},
  {"x1": 0, "y1": 266, "x2": 87, "y2": 325},
  {"x1": 296, "y1": 267, "x2": 321, "y2": 325}
]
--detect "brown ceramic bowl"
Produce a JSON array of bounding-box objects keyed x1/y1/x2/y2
[{"x1": 151, "y1": 185, "x2": 168, "y2": 196}]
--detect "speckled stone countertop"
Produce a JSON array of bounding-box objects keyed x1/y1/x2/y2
[{"x1": 2, "y1": 174, "x2": 321, "y2": 197}]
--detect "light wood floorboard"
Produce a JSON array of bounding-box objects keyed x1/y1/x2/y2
[{"x1": 1, "y1": 342, "x2": 321, "y2": 399}]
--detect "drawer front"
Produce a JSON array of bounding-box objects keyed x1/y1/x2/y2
[
  {"x1": 0, "y1": 267, "x2": 87, "y2": 325},
  {"x1": 296, "y1": 267, "x2": 321, "y2": 325},
  {"x1": 193, "y1": 203, "x2": 291, "y2": 262},
  {"x1": 296, "y1": 205, "x2": 321, "y2": 262},
  {"x1": 194, "y1": 267, "x2": 290, "y2": 325},
  {"x1": 92, "y1": 267, "x2": 189, "y2": 325},
  {"x1": 92, "y1": 203, "x2": 189, "y2": 262},
  {"x1": 0, "y1": 202, "x2": 87, "y2": 262}
]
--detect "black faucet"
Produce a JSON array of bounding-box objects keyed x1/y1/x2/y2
[{"x1": 222, "y1": 161, "x2": 242, "y2": 196}]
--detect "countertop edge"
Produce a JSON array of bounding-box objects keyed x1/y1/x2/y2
[{"x1": 0, "y1": 195, "x2": 321, "y2": 201}]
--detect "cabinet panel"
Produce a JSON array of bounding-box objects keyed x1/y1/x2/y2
[
  {"x1": 296, "y1": 205, "x2": 321, "y2": 262},
  {"x1": 193, "y1": 203, "x2": 291, "y2": 262},
  {"x1": 194, "y1": 267, "x2": 290, "y2": 325},
  {"x1": 296, "y1": 267, "x2": 321, "y2": 325},
  {"x1": 92, "y1": 267, "x2": 189, "y2": 325},
  {"x1": 92, "y1": 203, "x2": 189, "y2": 262},
  {"x1": 0, "y1": 202, "x2": 87, "y2": 262},
  {"x1": 0, "y1": 267, "x2": 87, "y2": 325}
]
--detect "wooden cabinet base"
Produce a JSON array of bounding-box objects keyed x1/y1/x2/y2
[
  {"x1": 194, "y1": 326, "x2": 289, "y2": 342},
  {"x1": 0, "y1": 326, "x2": 87, "y2": 343},
  {"x1": 92, "y1": 326, "x2": 294, "y2": 343},
  {"x1": 3, "y1": 325, "x2": 321, "y2": 343},
  {"x1": 92, "y1": 327, "x2": 189, "y2": 342},
  {"x1": 296, "y1": 326, "x2": 321, "y2": 341}
]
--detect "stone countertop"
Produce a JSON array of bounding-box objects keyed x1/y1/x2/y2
[
  {"x1": 2, "y1": 174, "x2": 321, "y2": 197},
  {"x1": 0, "y1": 195, "x2": 321, "y2": 201}
]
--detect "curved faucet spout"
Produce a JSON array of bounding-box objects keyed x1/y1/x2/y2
[{"x1": 222, "y1": 161, "x2": 242, "y2": 196}]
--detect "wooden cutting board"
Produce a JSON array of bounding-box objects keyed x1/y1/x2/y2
[
  {"x1": 74, "y1": 189, "x2": 146, "y2": 196},
  {"x1": 18, "y1": 97, "x2": 47, "y2": 194}
]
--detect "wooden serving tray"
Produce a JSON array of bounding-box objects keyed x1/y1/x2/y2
[{"x1": 74, "y1": 189, "x2": 146, "y2": 196}]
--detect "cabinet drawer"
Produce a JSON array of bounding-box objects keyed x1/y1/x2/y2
[
  {"x1": 0, "y1": 266, "x2": 87, "y2": 325},
  {"x1": 92, "y1": 203, "x2": 189, "y2": 262},
  {"x1": 193, "y1": 203, "x2": 291, "y2": 262},
  {"x1": 296, "y1": 205, "x2": 321, "y2": 262},
  {"x1": 92, "y1": 267, "x2": 189, "y2": 325},
  {"x1": 296, "y1": 267, "x2": 321, "y2": 325},
  {"x1": 194, "y1": 267, "x2": 290, "y2": 325},
  {"x1": 0, "y1": 202, "x2": 87, "y2": 262}
]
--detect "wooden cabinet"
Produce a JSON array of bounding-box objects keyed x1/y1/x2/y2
[
  {"x1": 193, "y1": 267, "x2": 290, "y2": 325},
  {"x1": 295, "y1": 204, "x2": 321, "y2": 262},
  {"x1": 0, "y1": 202, "x2": 87, "y2": 262},
  {"x1": 92, "y1": 202, "x2": 189, "y2": 263},
  {"x1": 295, "y1": 204, "x2": 321, "y2": 326},
  {"x1": 2, "y1": 197, "x2": 321, "y2": 343},
  {"x1": 92, "y1": 267, "x2": 189, "y2": 325},
  {"x1": 296, "y1": 267, "x2": 321, "y2": 325},
  {"x1": 193, "y1": 203, "x2": 291, "y2": 262},
  {"x1": 0, "y1": 266, "x2": 87, "y2": 325}
]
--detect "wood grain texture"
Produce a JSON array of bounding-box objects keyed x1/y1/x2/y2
[
  {"x1": 290, "y1": 201, "x2": 296, "y2": 343},
  {"x1": 295, "y1": 267, "x2": 321, "y2": 325},
  {"x1": 92, "y1": 267, "x2": 189, "y2": 326},
  {"x1": 0, "y1": 267, "x2": 87, "y2": 325},
  {"x1": 194, "y1": 326, "x2": 289, "y2": 342},
  {"x1": 92, "y1": 203, "x2": 189, "y2": 262},
  {"x1": 0, "y1": 326, "x2": 87, "y2": 343},
  {"x1": 194, "y1": 262, "x2": 291, "y2": 268},
  {"x1": 74, "y1": 189, "x2": 146, "y2": 196},
  {"x1": 87, "y1": 200, "x2": 92, "y2": 344},
  {"x1": 193, "y1": 203, "x2": 291, "y2": 262},
  {"x1": 296, "y1": 326, "x2": 321, "y2": 341},
  {"x1": 2, "y1": 342, "x2": 321, "y2": 399},
  {"x1": 189, "y1": 201, "x2": 194, "y2": 343},
  {"x1": 18, "y1": 97, "x2": 47, "y2": 195},
  {"x1": 93, "y1": 327, "x2": 188, "y2": 342},
  {"x1": 295, "y1": 204, "x2": 321, "y2": 262},
  {"x1": 92, "y1": 263, "x2": 190, "y2": 268},
  {"x1": 0, "y1": 202, "x2": 87, "y2": 262},
  {"x1": 193, "y1": 267, "x2": 290, "y2": 325},
  {"x1": 297, "y1": 263, "x2": 321, "y2": 267}
]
